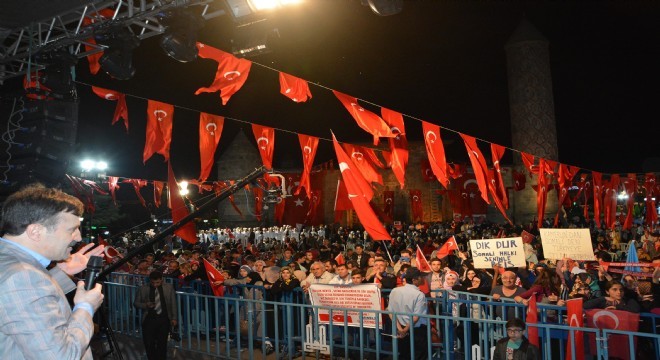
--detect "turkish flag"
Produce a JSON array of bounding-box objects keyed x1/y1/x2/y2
[
  {"x1": 513, "y1": 169, "x2": 527, "y2": 191},
  {"x1": 383, "y1": 190, "x2": 394, "y2": 221},
  {"x1": 555, "y1": 164, "x2": 580, "y2": 226},
  {"x1": 565, "y1": 298, "x2": 584, "y2": 360},
  {"x1": 307, "y1": 189, "x2": 322, "y2": 225},
  {"x1": 421, "y1": 160, "x2": 436, "y2": 182},
  {"x1": 416, "y1": 245, "x2": 431, "y2": 272},
  {"x1": 279, "y1": 72, "x2": 312, "y2": 102},
  {"x1": 125, "y1": 179, "x2": 147, "y2": 208},
  {"x1": 275, "y1": 197, "x2": 285, "y2": 224},
  {"x1": 252, "y1": 124, "x2": 275, "y2": 169},
  {"x1": 490, "y1": 143, "x2": 508, "y2": 208},
  {"x1": 168, "y1": 162, "x2": 197, "y2": 244},
  {"x1": 644, "y1": 174, "x2": 658, "y2": 226},
  {"x1": 488, "y1": 169, "x2": 512, "y2": 224},
  {"x1": 195, "y1": 42, "x2": 252, "y2": 105},
  {"x1": 521, "y1": 152, "x2": 537, "y2": 175},
  {"x1": 521, "y1": 230, "x2": 535, "y2": 244},
  {"x1": 585, "y1": 309, "x2": 639, "y2": 360},
  {"x1": 198, "y1": 112, "x2": 224, "y2": 182},
  {"x1": 622, "y1": 173, "x2": 637, "y2": 230},
  {"x1": 335, "y1": 253, "x2": 346, "y2": 265},
  {"x1": 153, "y1": 181, "x2": 164, "y2": 208},
  {"x1": 604, "y1": 174, "x2": 620, "y2": 229},
  {"x1": 458, "y1": 173, "x2": 488, "y2": 216},
  {"x1": 253, "y1": 186, "x2": 263, "y2": 221},
  {"x1": 333, "y1": 90, "x2": 395, "y2": 145},
  {"x1": 143, "y1": 100, "x2": 174, "y2": 163},
  {"x1": 535, "y1": 158, "x2": 550, "y2": 228},
  {"x1": 296, "y1": 134, "x2": 319, "y2": 199},
  {"x1": 447, "y1": 163, "x2": 467, "y2": 180},
  {"x1": 409, "y1": 189, "x2": 423, "y2": 222},
  {"x1": 91, "y1": 86, "x2": 129, "y2": 131},
  {"x1": 107, "y1": 176, "x2": 119, "y2": 205},
  {"x1": 526, "y1": 295, "x2": 539, "y2": 347},
  {"x1": 203, "y1": 259, "x2": 225, "y2": 297},
  {"x1": 436, "y1": 236, "x2": 458, "y2": 259},
  {"x1": 381, "y1": 108, "x2": 408, "y2": 189},
  {"x1": 215, "y1": 181, "x2": 243, "y2": 217},
  {"x1": 342, "y1": 143, "x2": 383, "y2": 185},
  {"x1": 334, "y1": 179, "x2": 353, "y2": 222},
  {"x1": 422, "y1": 121, "x2": 449, "y2": 188},
  {"x1": 592, "y1": 171, "x2": 603, "y2": 228},
  {"x1": 332, "y1": 133, "x2": 391, "y2": 241},
  {"x1": 460, "y1": 134, "x2": 490, "y2": 204}
]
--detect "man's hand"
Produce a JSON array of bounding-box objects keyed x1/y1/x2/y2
[
  {"x1": 74, "y1": 281, "x2": 104, "y2": 312},
  {"x1": 57, "y1": 243, "x2": 105, "y2": 275}
]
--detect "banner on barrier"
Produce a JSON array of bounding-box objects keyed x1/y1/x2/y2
[{"x1": 309, "y1": 283, "x2": 382, "y2": 329}]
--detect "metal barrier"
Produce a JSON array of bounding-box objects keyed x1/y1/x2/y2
[{"x1": 104, "y1": 276, "x2": 660, "y2": 359}]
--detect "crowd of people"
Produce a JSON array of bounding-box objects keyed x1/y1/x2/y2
[{"x1": 100, "y1": 216, "x2": 660, "y2": 358}]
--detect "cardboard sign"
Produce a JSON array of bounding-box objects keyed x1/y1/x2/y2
[
  {"x1": 308, "y1": 284, "x2": 382, "y2": 329},
  {"x1": 469, "y1": 237, "x2": 526, "y2": 268},
  {"x1": 539, "y1": 228, "x2": 595, "y2": 260}
]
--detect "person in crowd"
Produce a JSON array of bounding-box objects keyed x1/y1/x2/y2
[
  {"x1": 351, "y1": 244, "x2": 371, "y2": 269},
  {"x1": 371, "y1": 258, "x2": 397, "y2": 289},
  {"x1": 387, "y1": 268, "x2": 428, "y2": 360},
  {"x1": 351, "y1": 269, "x2": 366, "y2": 284},
  {"x1": 253, "y1": 259, "x2": 267, "y2": 281},
  {"x1": 277, "y1": 248, "x2": 294, "y2": 268},
  {"x1": 163, "y1": 259, "x2": 182, "y2": 279},
  {"x1": 330, "y1": 263, "x2": 353, "y2": 284},
  {"x1": 134, "y1": 259, "x2": 152, "y2": 275},
  {"x1": 492, "y1": 318, "x2": 540, "y2": 360},
  {"x1": 514, "y1": 268, "x2": 561, "y2": 305},
  {"x1": 324, "y1": 259, "x2": 338, "y2": 274},
  {"x1": 301, "y1": 261, "x2": 333, "y2": 291},
  {"x1": 134, "y1": 270, "x2": 177, "y2": 360},
  {"x1": 0, "y1": 184, "x2": 105, "y2": 359},
  {"x1": 583, "y1": 280, "x2": 641, "y2": 313}
]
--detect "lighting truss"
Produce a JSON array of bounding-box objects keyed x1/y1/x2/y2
[{"x1": 0, "y1": 0, "x2": 226, "y2": 83}]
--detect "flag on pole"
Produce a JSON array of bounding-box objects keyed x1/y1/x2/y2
[
  {"x1": 415, "y1": 245, "x2": 431, "y2": 272},
  {"x1": 203, "y1": 259, "x2": 225, "y2": 297}
]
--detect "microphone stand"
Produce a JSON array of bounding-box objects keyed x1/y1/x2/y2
[{"x1": 94, "y1": 166, "x2": 267, "y2": 359}]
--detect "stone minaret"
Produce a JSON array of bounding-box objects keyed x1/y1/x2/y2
[{"x1": 505, "y1": 18, "x2": 559, "y2": 224}]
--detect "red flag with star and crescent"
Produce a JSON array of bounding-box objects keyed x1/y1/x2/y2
[
  {"x1": 521, "y1": 152, "x2": 537, "y2": 175},
  {"x1": 490, "y1": 143, "x2": 508, "y2": 208},
  {"x1": 409, "y1": 189, "x2": 423, "y2": 222},
  {"x1": 381, "y1": 108, "x2": 408, "y2": 189},
  {"x1": 383, "y1": 190, "x2": 394, "y2": 221},
  {"x1": 342, "y1": 142, "x2": 383, "y2": 185},
  {"x1": 421, "y1": 160, "x2": 436, "y2": 182},
  {"x1": 168, "y1": 162, "x2": 197, "y2": 244},
  {"x1": 436, "y1": 236, "x2": 458, "y2": 259},
  {"x1": 91, "y1": 86, "x2": 129, "y2": 131},
  {"x1": 252, "y1": 124, "x2": 275, "y2": 170},
  {"x1": 296, "y1": 134, "x2": 319, "y2": 199},
  {"x1": 527, "y1": 294, "x2": 539, "y2": 347},
  {"x1": 279, "y1": 72, "x2": 312, "y2": 102},
  {"x1": 195, "y1": 42, "x2": 252, "y2": 105},
  {"x1": 565, "y1": 298, "x2": 584, "y2": 360},
  {"x1": 332, "y1": 133, "x2": 391, "y2": 240},
  {"x1": 644, "y1": 173, "x2": 658, "y2": 226},
  {"x1": 422, "y1": 120, "x2": 449, "y2": 188},
  {"x1": 203, "y1": 259, "x2": 225, "y2": 297},
  {"x1": 416, "y1": 244, "x2": 432, "y2": 272},
  {"x1": 82, "y1": 9, "x2": 115, "y2": 75},
  {"x1": 153, "y1": 181, "x2": 164, "y2": 208},
  {"x1": 488, "y1": 169, "x2": 512, "y2": 224},
  {"x1": 334, "y1": 179, "x2": 353, "y2": 222},
  {"x1": 143, "y1": 100, "x2": 173, "y2": 163},
  {"x1": 333, "y1": 90, "x2": 396, "y2": 145},
  {"x1": 592, "y1": 171, "x2": 603, "y2": 228},
  {"x1": 513, "y1": 169, "x2": 526, "y2": 191},
  {"x1": 460, "y1": 133, "x2": 490, "y2": 204},
  {"x1": 585, "y1": 309, "x2": 639, "y2": 360},
  {"x1": 198, "y1": 112, "x2": 224, "y2": 182},
  {"x1": 622, "y1": 173, "x2": 637, "y2": 230},
  {"x1": 307, "y1": 189, "x2": 322, "y2": 225}
]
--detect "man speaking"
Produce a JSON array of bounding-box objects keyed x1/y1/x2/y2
[{"x1": 0, "y1": 184, "x2": 105, "y2": 359}]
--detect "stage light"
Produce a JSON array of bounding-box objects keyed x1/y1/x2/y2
[
  {"x1": 225, "y1": 0, "x2": 304, "y2": 19},
  {"x1": 160, "y1": 10, "x2": 204, "y2": 63},
  {"x1": 97, "y1": 28, "x2": 140, "y2": 80},
  {"x1": 363, "y1": 0, "x2": 403, "y2": 16},
  {"x1": 81, "y1": 159, "x2": 96, "y2": 172}
]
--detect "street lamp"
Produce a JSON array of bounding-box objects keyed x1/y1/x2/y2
[{"x1": 80, "y1": 159, "x2": 108, "y2": 179}]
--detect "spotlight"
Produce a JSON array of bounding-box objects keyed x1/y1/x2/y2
[
  {"x1": 160, "y1": 10, "x2": 204, "y2": 63},
  {"x1": 97, "y1": 28, "x2": 140, "y2": 80},
  {"x1": 362, "y1": 0, "x2": 403, "y2": 16}
]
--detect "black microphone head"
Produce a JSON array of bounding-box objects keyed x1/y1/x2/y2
[{"x1": 88, "y1": 255, "x2": 104, "y2": 270}]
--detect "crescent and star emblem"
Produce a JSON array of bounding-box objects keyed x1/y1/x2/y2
[
  {"x1": 339, "y1": 162, "x2": 349, "y2": 173},
  {"x1": 205, "y1": 122, "x2": 217, "y2": 135},
  {"x1": 464, "y1": 179, "x2": 478, "y2": 189},
  {"x1": 351, "y1": 151, "x2": 364, "y2": 161},
  {"x1": 592, "y1": 310, "x2": 620, "y2": 329},
  {"x1": 349, "y1": 102, "x2": 365, "y2": 112},
  {"x1": 425, "y1": 169, "x2": 432, "y2": 176},
  {"x1": 386, "y1": 198, "x2": 392, "y2": 204},
  {"x1": 153, "y1": 110, "x2": 168, "y2": 121},
  {"x1": 390, "y1": 126, "x2": 401, "y2": 135},
  {"x1": 105, "y1": 93, "x2": 117, "y2": 100},
  {"x1": 303, "y1": 146, "x2": 312, "y2": 154},
  {"x1": 472, "y1": 150, "x2": 479, "y2": 159},
  {"x1": 256, "y1": 136, "x2": 270, "y2": 150},
  {"x1": 413, "y1": 195, "x2": 419, "y2": 201},
  {"x1": 223, "y1": 71, "x2": 241, "y2": 80},
  {"x1": 425, "y1": 131, "x2": 437, "y2": 144},
  {"x1": 348, "y1": 194, "x2": 358, "y2": 198},
  {"x1": 285, "y1": 88, "x2": 292, "y2": 94}
]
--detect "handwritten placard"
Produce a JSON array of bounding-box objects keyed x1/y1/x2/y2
[
  {"x1": 539, "y1": 228, "x2": 595, "y2": 260},
  {"x1": 308, "y1": 284, "x2": 382, "y2": 329},
  {"x1": 469, "y1": 237, "x2": 526, "y2": 268}
]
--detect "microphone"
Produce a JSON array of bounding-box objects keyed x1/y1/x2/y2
[{"x1": 84, "y1": 256, "x2": 104, "y2": 290}]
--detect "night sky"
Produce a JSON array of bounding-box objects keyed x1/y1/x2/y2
[{"x1": 8, "y1": 1, "x2": 660, "y2": 182}]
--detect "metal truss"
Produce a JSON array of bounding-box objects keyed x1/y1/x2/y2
[{"x1": 0, "y1": 0, "x2": 226, "y2": 83}]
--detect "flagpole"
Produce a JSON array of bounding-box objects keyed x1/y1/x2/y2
[{"x1": 384, "y1": 241, "x2": 394, "y2": 266}]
